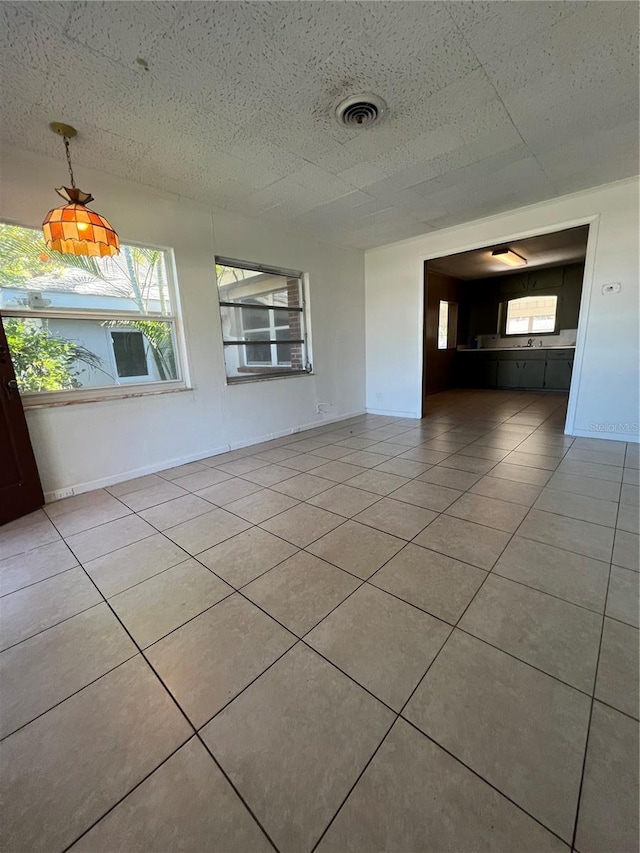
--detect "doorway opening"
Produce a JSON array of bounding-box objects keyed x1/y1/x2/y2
[{"x1": 422, "y1": 224, "x2": 589, "y2": 416}]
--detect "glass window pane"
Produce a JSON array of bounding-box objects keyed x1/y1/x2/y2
[
  {"x1": 4, "y1": 316, "x2": 178, "y2": 393},
  {"x1": 111, "y1": 331, "x2": 148, "y2": 377},
  {"x1": 216, "y1": 263, "x2": 298, "y2": 309},
  {"x1": 242, "y1": 306, "x2": 272, "y2": 331},
  {"x1": 0, "y1": 222, "x2": 172, "y2": 315},
  {"x1": 438, "y1": 301, "x2": 449, "y2": 349},
  {"x1": 506, "y1": 295, "x2": 558, "y2": 335},
  {"x1": 219, "y1": 305, "x2": 303, "y2": 342}
]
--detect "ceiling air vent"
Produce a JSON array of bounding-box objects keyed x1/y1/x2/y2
[{"x1": 335, "y1": 94, "x2": 387, "y2": 128}]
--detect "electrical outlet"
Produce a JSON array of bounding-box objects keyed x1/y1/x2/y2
[{"x1": 53, "y1": 487, "x2": 74, "y2": 500}]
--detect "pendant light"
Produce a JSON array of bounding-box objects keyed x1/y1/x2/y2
[{"x1": 42, "y1": 123, "x2": 120, "y2": 258}]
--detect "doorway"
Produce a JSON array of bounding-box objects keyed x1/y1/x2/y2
[{"x1": 422, "y1": 225, "x2": 589, "y2": 416}]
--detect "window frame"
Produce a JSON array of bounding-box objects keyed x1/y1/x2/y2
[
  {"x1": 501, "y1": 293, "x2": 560, "y2": 338},
  {"x1": 215, "y1": 256, "x2": 312, "y2": 385},
  {"x1": 0, "y1": 219, "x2": 190, "y2": 407}
]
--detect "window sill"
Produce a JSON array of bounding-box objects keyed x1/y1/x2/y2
[
  {"x1": 21, "y1": 384, "x2": 192, "y2": 409},
  {"x1": 226, "y1": 370, "x2": 312, "y2": 386}
]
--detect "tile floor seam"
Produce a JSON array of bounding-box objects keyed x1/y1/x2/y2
[
  {"x1": 0, "y1": 600, "x2": 104, "y2": 654},
  {"x1": 569, "y1": 563, "x2": 613, "y2": 851},
  {"x1": 398, "y1": 717, "x2": 573, "y2": 850},
  {"x1": 487, "y1": 567, "x2": 613, "y2": 617},
  {"x1": 0, "y1": 649, "x2": 140, "y2": 743},
  {"x1": 0, "y1": 562, "x2": 79, "y2": 599},
  {"x1": 58, "y1": 733, "x2": 201, "y2": 853},
  {"x1": 357, "y1": 577, "x2": 601, "y2": 703},
  {"x1": 3, "y1": 396, "x2": 635, "y2": 853},
  {"x1": 388, "y1": 422, "x2": 560, "y2": 648},
  {"x1": 308, "y1": 716, "x2": 399, "y2": 852},
  {"x1": 42, "y1": 512, "x2": 283, "y2": 853},
  {"x1": 88, "y1": 554, "x2": 211, "y2": 602},
  {"x1": 183, "y1": 640, "x2": 303, "y2": 735},
  {"x1": 232, "y1": 536, "x2": 414, "y2": 645},
  {"x1": 602, "y1": 610, "x2": 640, "y2": 631},
  {"x1": 308, "y1": 591, "x2": 464, "y2": 852},
  {"x1": 590, "y1": 694, "x2": 640, "y2": 724},
  {"x1": 138, "y1": 588, "x2": 237, "y2": 651},
  {"x1": 311, "y1": 474, "x2": 574, "y2": 852}
]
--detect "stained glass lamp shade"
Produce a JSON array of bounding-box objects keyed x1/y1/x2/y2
[
  {"x1": 43, "y1": 187, "x2": 120, "y2": 258},
  {"x1": 42, "y1": 123, "x2": 120, "y2": 258}
]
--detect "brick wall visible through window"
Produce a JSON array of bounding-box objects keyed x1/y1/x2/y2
[{"x1": 215, "y1": 258, "x2": 310, "y2": 383}]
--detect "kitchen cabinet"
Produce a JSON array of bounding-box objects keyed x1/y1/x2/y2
[
  {"x1": 498, "y1": 265, "x2": 571, "y2": 299},
  {"x1": 496, "y1": 351, "x2": 545, "y2": 389},
  {"x1": 528, "y1": 267, "x2": 564, "y2": 290},
  {"x1": 498, "y1": 273, "x2": 529, "y2": 297},
  {"x1": 457, "y1": 348, "x2": 574, "y2": 391},
  {"x1": 497, "y1": 359, "x2": 521, "y2": 388},
  {"x1": 544, "y1": 350, "x2": 573, "y2": 390},
  {"x1": 520, "y1": 358, "x2": 546, "y2": 388}
]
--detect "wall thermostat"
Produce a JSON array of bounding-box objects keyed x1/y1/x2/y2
[{"x1": 601, "y1": 282, "x2": 621, "y2": 294}]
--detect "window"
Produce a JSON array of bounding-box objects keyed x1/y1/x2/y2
[
  {"x1": 215, "y1": 257, "x2": 310, "y2": 382},
  {"x1": 0, "y1": 222, "x2": 185, "y2": 403},
  {"x1": 437, "y1": 300, "x2": 458, "y2": 350},
  {"x1": 505, "y1": 295, "x2": 558, "y2": 335},
  {"x1": 111, "y1": 330, "x2": 148, "y2": 378},
  {"x1": 437, "y1": 301, "x2": 449, "y2": 349}
]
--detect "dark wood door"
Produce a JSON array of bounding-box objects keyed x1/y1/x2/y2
[{"x1": 0, "y1": 318, "x2": 44, "y2": 524}]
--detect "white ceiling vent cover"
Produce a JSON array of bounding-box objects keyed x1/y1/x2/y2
[{"x1": 335, "y1": 94, "x2": 387, "y2": 128}]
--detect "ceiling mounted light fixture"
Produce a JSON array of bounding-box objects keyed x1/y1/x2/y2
[
  {"x1": 492, "y1": 247, "x2": 527, "y2": 268},
  {"x1": 42, "y1": 123, "x2": 120, "y2": 258}
]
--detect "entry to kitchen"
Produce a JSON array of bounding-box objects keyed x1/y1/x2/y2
[{"x1": 422, "y1": 225, "x2": 589, "y2": 404}]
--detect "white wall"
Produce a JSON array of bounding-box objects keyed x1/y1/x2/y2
[
  {"x1": 0, "y1": 146, "x2": 366, "y2": 496},
  {"x1": 365, "y1": 178, "x2": 640, "y2": 442}
]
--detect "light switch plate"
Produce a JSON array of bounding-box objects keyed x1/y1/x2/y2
[{"x1": 601, "y1": 282, "x2": 621, "y2": 294}]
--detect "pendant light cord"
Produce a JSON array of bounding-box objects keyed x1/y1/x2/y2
[{"x1": 63, "y1": 136, "x2": 76, "y2": 188}]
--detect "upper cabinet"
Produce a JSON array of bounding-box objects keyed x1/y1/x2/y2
[
  {"x1": 497, "y1": 263, "x2": 584, "y2": 300},
  {"x1": 498, "y1": 273, "x2": 529, "y2": 296},
  {"x1": 527, "y1": 267, "x2": 564, "y2": 290}
]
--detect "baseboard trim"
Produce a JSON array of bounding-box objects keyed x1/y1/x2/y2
[
  {"x1": 365, "y1": 407, "x2": 420, "y2": 418},
  {"x1": 43, "y1": 408, "x2": 367, "y2": 502},
  {"x1": 568, "y1": 427, "x2": 638, "y2": 444}
]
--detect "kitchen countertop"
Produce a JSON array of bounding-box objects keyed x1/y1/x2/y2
[{"x1": 457, "y1": 346, "x2": 576, "y2": 352}]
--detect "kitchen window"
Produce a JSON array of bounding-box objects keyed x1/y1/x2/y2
[
  {"x1": 437, "y1": 300, "x2": 458, "y2": 350},
  {"x1": 0, "y1": 221, "x2": 186, "y2": 404},
  {"x1": 215, "y1": 257, "x2": 311, "y2": 382},
  {"x1": 505, "y1": 294, "x2": 558, "y2": 335}
]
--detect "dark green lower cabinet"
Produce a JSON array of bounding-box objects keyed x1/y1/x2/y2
[
  {"x1": 497, "y1": 360, "x2": 521, "y2": 388},
  {"x1": 457, "y1": 350, "x2": 574, "y2": 390},
  {"x1": 544, "y1": 359, "x2": 573, "y2": 390},
  {"x1": 520, "y1": 359, "x2": 546, "y2": 389}
]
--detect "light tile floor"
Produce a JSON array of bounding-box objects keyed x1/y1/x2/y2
[{"x1": 1, "y1": 389, "x2": 638, "y2": 852}]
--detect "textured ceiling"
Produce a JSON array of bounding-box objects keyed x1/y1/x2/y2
[
  {"x1": 428, "y1": 225, "x2": 589, "y2": 279},
  {"x1": 1, "y1": 1, "x2": 638, "y2": 249}
]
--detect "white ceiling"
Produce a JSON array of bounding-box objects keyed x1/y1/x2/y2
[
  {"x1": 1, "y1": 1, "x2": 638, "y2": 249},
  {"x1": 428, "y1": 225, "x2": 589, "y2": 279}
]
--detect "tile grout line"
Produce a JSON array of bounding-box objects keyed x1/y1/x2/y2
[
  {"x1": 58, "y1": 734, "x2": 202, "y2": 853},
  {"x1": 43, "y1": 513, "x2": 283, "y2": 853},
  {"x1": 402, "y1": 717, "x2": 573, "y2": 849},
  {"x1": 2, "y1": 396, "x2": 633, "y2": 850},
  {"x1": 569, "y1": 561, "x2": 614, "y2": 851}
]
